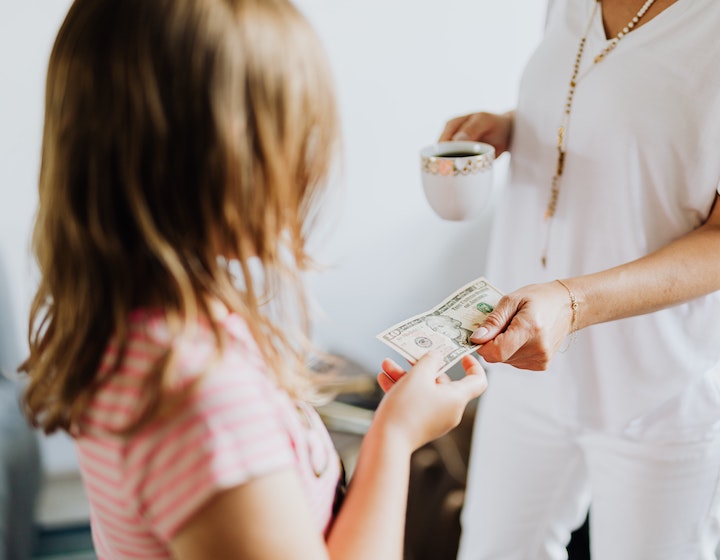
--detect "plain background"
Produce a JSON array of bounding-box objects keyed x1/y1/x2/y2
[{"x1": 0, "y1": 0, "x2": 545, "y2": 479}]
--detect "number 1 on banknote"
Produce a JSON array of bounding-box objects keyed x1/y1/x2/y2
[{"x1": 376, "y1": 277, "x2": 504, "y2": 374}]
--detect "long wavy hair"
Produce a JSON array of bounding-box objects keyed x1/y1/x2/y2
[{"x1": 20, "y1": 0, "x2": 340, "y2": 434}]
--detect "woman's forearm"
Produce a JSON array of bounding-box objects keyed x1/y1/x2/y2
[{"x1": 567, "y1": 214, "x2": 720, "y2": 330}]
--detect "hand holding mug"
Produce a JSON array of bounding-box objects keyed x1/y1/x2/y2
[{"x1": 439, "y1": 110, "x2": 514, "y2": 157}]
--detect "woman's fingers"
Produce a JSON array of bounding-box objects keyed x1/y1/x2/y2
[
  {"x1": 451, "y1": 113, "x2": 492, "y2": 142},
  {"x1": 470, "y1": 294, "x2": 518, "y2": 343},
  {"x1": 439, "y1": 116, "x2": 469, "y2": 141}
]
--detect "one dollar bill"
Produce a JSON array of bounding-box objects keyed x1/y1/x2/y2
[{"x1": 376, "y1": 277, "x2": 504, "y2": 373}]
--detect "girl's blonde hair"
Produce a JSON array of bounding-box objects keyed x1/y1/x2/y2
[{"x1": 21, "y1": 0, "x2": 340, "y2": 434}]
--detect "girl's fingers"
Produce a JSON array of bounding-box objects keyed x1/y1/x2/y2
[
  {"x1": 453, "y1": 372, "x2": 488, "y2": 400},
  {"x1": 378, "y1": 356, "x2": 411, "y2": 393},
  {"x1": 377, "y1": 372, "x2": 395, "y2": 393},
  {"x1": 454, "y1": 355, "x2": 488, "y2": 398},
  {"x1": 379, "y1": 351, "x2": 446, "y2": 392},
  {"x1": 413, "y1": 350, "x2": 444, "y2": 380},
  {"x1": 381, "y1": 358, "x2": 406, "y2": 383},
  {"x1": 460, "y1": 354, "x2": 484, "y2": 375}
]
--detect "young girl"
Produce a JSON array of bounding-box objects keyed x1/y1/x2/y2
[{"x1": 20, "y1": 0, "x2": 487, "y2": 558}]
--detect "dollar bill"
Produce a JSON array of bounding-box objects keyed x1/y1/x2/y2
[{"x1": 376, "y1": 277, "x2": 504, "y2": 373}]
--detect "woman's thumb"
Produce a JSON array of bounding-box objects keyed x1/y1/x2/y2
[{"x1": 470, "y1": 296, "x2": 515, "y2": 343}]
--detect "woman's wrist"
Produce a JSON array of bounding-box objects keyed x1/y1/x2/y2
[
  {"x1": 556, "y1": 279, "x2": 579, "y2": 333},
  {"x1": 555, "y1": 278, "x2": 579, "y2": 350}
]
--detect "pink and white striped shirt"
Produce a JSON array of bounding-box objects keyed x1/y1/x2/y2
[{"x1": 75, "y1": 310, "x2": 341, "y2": 559}]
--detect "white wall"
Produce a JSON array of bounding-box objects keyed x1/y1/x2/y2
[
  {"x1": 0, "y1": 0, "x2": 77, "y2": 475},
  {"x1": 296, "y1": 0, "x2": 545, "y2": 368},
  {"x1": 0, "y1": 2, "x2": 544, "y2": 478}
]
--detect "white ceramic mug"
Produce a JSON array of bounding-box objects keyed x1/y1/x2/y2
[{"x1": 420, "y1": 141, "x2": 495, "y2": 221}]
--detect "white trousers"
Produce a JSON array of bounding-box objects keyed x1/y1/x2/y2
[{"x1": 457, "y1": 370, "x2": 720, "y2": 560}]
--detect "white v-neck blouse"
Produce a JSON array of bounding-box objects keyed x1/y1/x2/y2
[{"x1": 486, "y1": 0, "x2": 720, "y2": 437}]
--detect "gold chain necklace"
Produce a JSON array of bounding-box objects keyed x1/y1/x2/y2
[{"x1": 541, "y1": 0, "x2": 658, "y2": 268}]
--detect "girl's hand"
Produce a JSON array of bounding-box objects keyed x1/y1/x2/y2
[
  {"x1": 377, "y1": 357, "x2": 452, "y2": 392},
  {"x1": 373, "y1": 352, "x2": 487, "y2": 452},
  {"x1": 438, "y1": 111, "x2": 514, "y2": 157},
  {"x1": 470, "y1": 281, "x2": 575, "y2": 371}
]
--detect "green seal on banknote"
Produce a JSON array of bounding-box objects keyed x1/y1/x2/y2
[{"x1": 476, "y1": 302, "x2": 494, "y2": 314}]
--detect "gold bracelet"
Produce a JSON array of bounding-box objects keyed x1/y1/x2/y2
[{"x1": 556, "y1": 279, "x2": 578, "y2": 350}]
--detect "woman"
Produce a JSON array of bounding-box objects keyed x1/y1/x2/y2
[{"x1": 441, "y1": 0, "x2": 720, "y2": 558}]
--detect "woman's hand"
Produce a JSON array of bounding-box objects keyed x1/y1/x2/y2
[
  {"x1": 469, "y1": 281, "x2": 575, "y2": 371},
  {"x1": 373, "y1": 352, "x2": 487, "y2": 452},
  {"x1": 438, "y1": 111, "x2": 514, "y2": 157}
]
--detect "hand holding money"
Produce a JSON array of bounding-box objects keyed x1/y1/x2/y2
[
  {"x1": 371, "y1": 351, "x2": 488, "y2": 451},
  {"x1": 376, "y1": 277, "x2": 504, "y2": 374}
]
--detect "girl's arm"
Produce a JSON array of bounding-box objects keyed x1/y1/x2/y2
[
  {"x1": 170, "y1": 469, "x2": 332, "y2": 559},
  {"x1": 326, "y1": 353, "x2": 485, "y2": 559},
  {"x1": 171, "y1": 353, "x2": 487, "y2": 559}
]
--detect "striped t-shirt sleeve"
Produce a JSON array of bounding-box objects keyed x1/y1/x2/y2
[{"x1": 121, "y1": 366, "x2": 296, "y2": 542}]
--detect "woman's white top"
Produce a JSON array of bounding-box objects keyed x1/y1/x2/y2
[{"x1": 486, "y1": 0, "x2": 720, "y2": 440}]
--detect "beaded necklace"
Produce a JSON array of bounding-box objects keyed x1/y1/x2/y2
[{"x1": 541, "y1": 0, "x2": 658, "y2": 267}]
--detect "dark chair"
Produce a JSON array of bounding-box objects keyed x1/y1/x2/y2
[{"x1": 0, "y1": 375, "x2": 42, "y2": 560}]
